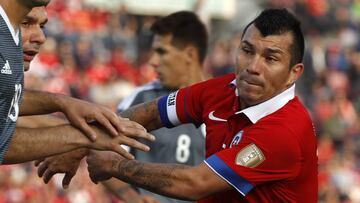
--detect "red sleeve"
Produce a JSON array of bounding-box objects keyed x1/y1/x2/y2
[{"x1": 204, "y1": 124, "x2": 301, "y2": 195}]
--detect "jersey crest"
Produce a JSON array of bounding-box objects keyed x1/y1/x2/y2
[
  {"x1": 230, "y1": 130, "x2": 243, "y2": 148},
  {"x1": 235, "y1": 143, "x2": 265, "y2": 168}
]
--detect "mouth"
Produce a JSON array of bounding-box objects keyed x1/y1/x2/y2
[
  {"x1": 155, "y1": 71, "x2": 162, "y2": 80},
  {"x1": 238, "y1": 76, "x2": 262, "y2": 87},
  {"x1": 243, "y1": 79, "x2": 261, "y2": 86},
  {"x1": 23, "y1": 50, "x2": 38, "y2": 62}
]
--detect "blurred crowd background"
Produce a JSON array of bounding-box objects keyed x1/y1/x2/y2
[{"x1": 0, "y1": 0, "x2": 359, "y2": 202}]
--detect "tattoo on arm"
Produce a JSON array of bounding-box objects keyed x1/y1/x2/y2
[
  {"x1": 115, "y1": 159, "x2": 189, "y2": 195},
  {"x1": 119, "y1": 100, "x2": 162, "y2": 131}
]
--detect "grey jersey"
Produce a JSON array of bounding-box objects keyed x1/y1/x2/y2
[
  {"x1": 0, "y1": 13, "x2": 24, "y2": 163},
  {"x1": 118, "y1": 81, "x2": 205, "y2": 203}
]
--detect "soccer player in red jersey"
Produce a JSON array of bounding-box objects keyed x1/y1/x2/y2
[
  {"x1": 84, "y1": 8, "x2": 318, "y2": 203},
  {"x1": 45, "y1": 8, "x2": 317, "y2": 203}
]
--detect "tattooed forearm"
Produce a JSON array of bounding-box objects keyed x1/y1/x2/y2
[
  {"x1": 119, "y1": 100, "x2": 163, "y2": 131},
  {"x1": 114, "y1": 159, "x2": 190, "y2": 197}
]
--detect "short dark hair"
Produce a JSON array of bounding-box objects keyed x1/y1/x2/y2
[
  {"x1": 242, "y1": 8, "x2": 304, "y2": 67},
  {"x1": 151, "y1": 11, "x2": 208, "y2": 64}
]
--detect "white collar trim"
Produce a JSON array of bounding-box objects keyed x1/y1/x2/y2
[
  {"x1": 235, "y1": 83, "x2": 295, "y2": 124},
  {"x1": 0, "y1": 5, "x2": 19, "y2": 46},
  {"x1": 230, "y1": 79, "x2": 239, "y2": 96}
]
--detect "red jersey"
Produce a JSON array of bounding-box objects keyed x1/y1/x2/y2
[{"x1": 158, "y1": 74, "x2": 318, "y2": 203}]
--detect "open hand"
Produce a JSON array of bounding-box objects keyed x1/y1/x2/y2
[
  {"x1": 61, "y1": 97, "x2": 146, "y2": 141},
  {"x1": 35, "y1": 149, "x2": 88, "y2": 189},
  {"x1": 88, "y1": 125, "x2": 154, "y2": 160}
]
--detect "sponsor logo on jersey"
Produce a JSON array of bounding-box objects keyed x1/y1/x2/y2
[
  {"x1": 230, "y1": 130, "x2": 243, "y2": 148},
  {"x1": 1, "y1": 60, "x2": 12, "y2": 75},
  {"x1": 208, "y1": 111, "x2": 227, "y2": 122},
  {"x1": 235, "y1": 143, "x2": 265, "y2": 168}
]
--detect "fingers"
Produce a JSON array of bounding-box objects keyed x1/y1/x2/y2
[
  {"x1": 119, "y1": 125, "x2": 155, "y2": 141},
  {"x1": 37, "y1": 161, "x2": 57, "y2": 184},
  {"x1": 86, "y1": 159, "x2": 98, "y2": 184},
  {"x1": 115, "y1": 136, "x2": 150, "y2": 153},
  {"x1": 88, "y1": 171, "x2": 99, "y2": 184},
  {"x1": 121, "y1": 126, "x2": 152, "y2": 140},
  {"x1": 43, "y1": 169, "x2": 56, "y2": 184},
  {"x1": 37, "y1": 161, "x2": 48, "y2": 177},
  {"x1": 117, "y1": 119, "x2": 147, "y2": 134},
  {"x1": 95, "y1": 112, "x2": 118, "y2": 137},
  {"x1": 89, "y1": 175, "x2": 98, "y2": 184},
  {"x1": 34, "y1": 159, "x2": 44, "y2": 167},
  {"x1": 78, "y1": 120, "x2": 97, "y2": 141},
  {"x1": 112, "y1": 145, "x2": 135, "y2": 160},
  {"x1": 62, "y1": 172, "x2": 75, "y2": 189}
]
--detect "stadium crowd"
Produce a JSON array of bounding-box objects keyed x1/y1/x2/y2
[{"x1": 0, "y1": 0, "x2": 359, "y2": 202}]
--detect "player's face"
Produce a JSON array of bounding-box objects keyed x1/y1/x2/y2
[
  {"x1": 21, "y1": 6, "x2": 47, "y2": 71},
  {"x1": 235, "y1": 24, "x2": 303, "y2": 108},
  {"x1": 149, "y1": 34, "x2": 189, "y2": 89}
]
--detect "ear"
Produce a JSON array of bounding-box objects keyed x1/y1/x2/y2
[
  {"x1": 184, "y1": 45, "x2": 198, "y2": 64},
  {"x1": 287, "y1": 63, "x2": 304, "y2": 86}
]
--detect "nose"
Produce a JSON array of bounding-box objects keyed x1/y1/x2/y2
[
  {"x1": 30, "y1": 27, "x2": 46, "y2": 45},
  {"x1": 246, "y1": 55, "x2": 261, "y2": 75},
  {"x1": 149, "y1": 53, "x2": 160, "y2": 69}
]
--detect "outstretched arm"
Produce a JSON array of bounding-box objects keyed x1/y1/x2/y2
[
  {"x1": 20, "y1": 89, "x2": 131, "y2": 141},
  {"x1": 17, "y1": 115, "x2": 67, "y2": 128},
  {"x1": 87, "y1": 151, "x2": 231, "y2": 201},
  {"x1": 4, "y1": 125, "x2": 88, "y2": 164},
  {"x1": 18, "y1": 98, "x2": 163, "y2": 132},
  {"x1": 119, "y1": 100, "x2": 163, "y2": 131},
  {"x1": 3, "y1": 120, "x2": 154, "y2": 164},
  {"x1": 35, "y1": 99, "x2": 164, "y2": 188}
]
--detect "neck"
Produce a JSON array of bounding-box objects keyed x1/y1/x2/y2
[
  {"x1": 239, "y1": 101, "x2": 250, "y2": 110},
  {"x1": 0, "y1": 0, "x2": 30, "y2": 30},
  {"x1": 180, "y1": 64, "x2": 204, "y2": 88}
]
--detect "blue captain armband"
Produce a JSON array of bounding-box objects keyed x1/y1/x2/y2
[{"x1": 158, "y1": 95, "x2": 175, "y2": 128}]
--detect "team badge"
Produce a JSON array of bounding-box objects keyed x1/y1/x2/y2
[
  {"x1": 235, "y1": 143, "x2": 265, "y2": 168},
  {"x1": 230, "y1": 130, "x2": 243, "y2": 148}
]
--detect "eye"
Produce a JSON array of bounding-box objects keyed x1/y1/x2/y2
[
  {"x1": 155, "y1": 48, "x2": 167, "y2": 55},
  {"x1": 40, "y1": 24, "x2": 46, "y2": 30},
  {"x1": 21, "y1": 21, "x2": 30, "y2": 28},
  {"x1": 240, "y1": 46, "x2": 252, "y2": 54},
  {"x1": 265, "y1": 56, "x2": 278, "y2": 62}
]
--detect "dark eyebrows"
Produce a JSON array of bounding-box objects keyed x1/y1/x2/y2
[
  {"x1": 241, "y1": 39, "x2": 287, "y2": 56},
  {"x1": 154, "y1": 47, "x2": 167, "y2": 54},
  {"x1": 241, "y1": 40, "x2": 253, "y2": 48},
  {"x1": 264, "y1": 47, "x2": 286, "y2": 56},
  {"x1": 23, "y1": 15, "x2": 48, "y2": 25}
]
